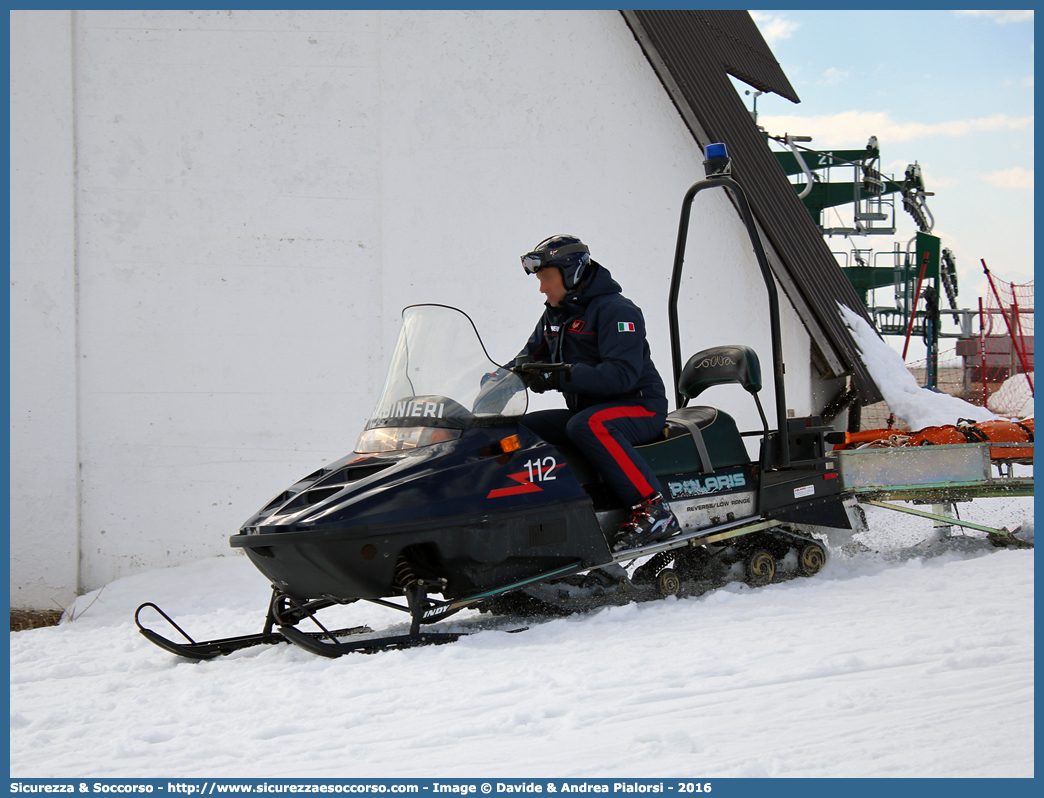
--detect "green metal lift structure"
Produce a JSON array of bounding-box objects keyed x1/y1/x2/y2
[{"x1": 771, "y1": 135, "x2": 963, "y2": 388}]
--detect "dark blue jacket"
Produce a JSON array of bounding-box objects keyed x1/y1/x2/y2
[{"x1": 519, "y1": 263, "x2": 668, "y2": 414}]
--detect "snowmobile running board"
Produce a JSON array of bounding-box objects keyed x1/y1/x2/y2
[
  {"x1": 418, "y1": 515, "x2": 786, "y2": 621},
  {"x1": 136, "y1": 514, "x2": 787, "y2": 660},
  {"x1": 610, "y1": 515, "x2": 783, "y2": 562}
]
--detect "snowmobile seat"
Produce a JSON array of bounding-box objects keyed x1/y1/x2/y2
[
  {"x1": 639, "y1": 345, "x2": 762, "y2": 476},
  {"x1": 639, "y1": 406, "x2": 750, "y2": 476},
  {"x1": 551, "y1": 345, "x2": 760, "y2": 484},
  {"x1": 679, "y1": 345, "x2": 762, "y2": 399},
  {"x1": 553, "y1": 407, "x2": 749, "y2": 486}
]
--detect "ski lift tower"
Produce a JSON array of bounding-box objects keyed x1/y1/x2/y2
[{"x1": 771, "y1": 135, "x2": 961, "y2": 389}]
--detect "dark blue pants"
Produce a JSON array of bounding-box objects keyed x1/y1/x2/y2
[{"x1": 519, "y1": 401, "x2": 666, "y2": 506}]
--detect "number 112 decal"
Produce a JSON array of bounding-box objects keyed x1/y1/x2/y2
[
  {"x1": 524, "y1": 457, "x2": 557, "y2": 483},
  {"x1": 487, "y1": 456, "x2": 562, "y2": 499}
]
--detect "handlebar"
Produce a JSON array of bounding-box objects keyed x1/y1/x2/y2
[{"x1": 514, "y1": 362, "x2": 574, "y2": 373}]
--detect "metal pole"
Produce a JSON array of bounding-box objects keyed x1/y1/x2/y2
[
  {"x1": 978, "y1": 297, "x2": 988, "y2": 407},
  {"x1": 1010, "y1": 292, "x2": 1033, "y2": 394},
  {"x1": 901, "y1": 247, "x2": 932, "y2": 360},
  {"x1": 668, "y1": 175, "x2": 789, "y2": 468}
]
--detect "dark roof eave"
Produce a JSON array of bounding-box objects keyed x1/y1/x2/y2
[{"x1": 622, "y1": 10, "x2": 883, "y2": 405}]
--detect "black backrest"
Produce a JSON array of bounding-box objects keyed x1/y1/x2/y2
[{"x1": 679, "y1": 345, "x2": 762, "y2": 400}]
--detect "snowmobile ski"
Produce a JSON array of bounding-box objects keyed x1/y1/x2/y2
[{"x1": 134, "y1": 600, "x2": 373, "y2": 661}]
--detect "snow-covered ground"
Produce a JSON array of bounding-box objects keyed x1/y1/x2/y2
[
  {"x1": 10, "y1": 493, "x2": 1033, "y2": 778},
  {"x1": 9, "y1": 308, "x2": 1033, "y2": 779}
]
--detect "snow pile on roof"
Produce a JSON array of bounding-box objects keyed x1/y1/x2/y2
[
  {"x1": 838, "y1": 303, "x2": 1000, "y2": 430},
  {"x1": 987, "y1": 372, "x2": 1034, "y2": 418}
]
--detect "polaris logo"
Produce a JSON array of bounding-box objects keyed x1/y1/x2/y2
[{"x1": 668, "y1": 472, "x2": 746, "y2": 499}]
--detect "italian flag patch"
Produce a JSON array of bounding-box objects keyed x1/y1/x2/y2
[{"x1": 618, "y1": 322, "x2": 635, "y2": 332}]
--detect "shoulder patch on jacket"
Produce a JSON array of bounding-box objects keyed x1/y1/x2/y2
[{"x1": 618, "y1": 322, "x2": 635, "y2": 332}]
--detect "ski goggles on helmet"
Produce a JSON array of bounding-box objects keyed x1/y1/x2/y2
[{"x1": 521, "y1": 242, "x2": 590, "y2": 275}]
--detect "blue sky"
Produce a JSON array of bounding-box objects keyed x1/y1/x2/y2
[{"x1": 740, "y1": 9, "x2": 1034, "y2": 334}]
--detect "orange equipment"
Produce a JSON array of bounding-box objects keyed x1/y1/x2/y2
[{"x1": 832, "y1": 417, "x2": 1033, "y2": 461}]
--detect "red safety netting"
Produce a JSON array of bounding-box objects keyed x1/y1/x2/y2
[{"x1": 980, "y1": 262, "x2": 1033, "y2": 407}]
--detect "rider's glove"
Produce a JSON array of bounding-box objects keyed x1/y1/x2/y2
[{"x1": 521, "y1": 369, "x2": 558, "y2": 394}]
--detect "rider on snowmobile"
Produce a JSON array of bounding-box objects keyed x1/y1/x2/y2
[{"x1": 513, "y1": 234, "x2": 681, "y2": 552}]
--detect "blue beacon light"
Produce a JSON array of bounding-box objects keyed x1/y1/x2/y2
[
  {"x1": 705, "y1": 142, "x2": 728, "y2": 160},
  {"x1": 703, "y1": 142, "x2": 731, "y2": 176}
]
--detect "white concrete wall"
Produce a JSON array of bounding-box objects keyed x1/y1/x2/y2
[
  {"x1": 10, "y1": 9, "x2": 814, "y2": 607},
  {"x1": 10, "y1": 11, "x2": 81, "y2": 608}
]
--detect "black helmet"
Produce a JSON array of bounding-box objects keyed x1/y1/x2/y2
[{"x1": 520, "y1": 235, "x2": 592, "y2": 291}]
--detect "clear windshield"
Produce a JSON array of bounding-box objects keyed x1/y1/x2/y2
[{"x1": 366, "y1": 305, "x2": 527, "y2": 431}]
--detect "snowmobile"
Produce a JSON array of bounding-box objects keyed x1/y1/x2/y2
[{"x1": 137, "y1": 143, "x2": 852, "y2": 659}]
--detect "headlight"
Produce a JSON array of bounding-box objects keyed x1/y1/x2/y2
[{"x1": 354, "y1": 426, "x2": 462, "y2": 454}]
